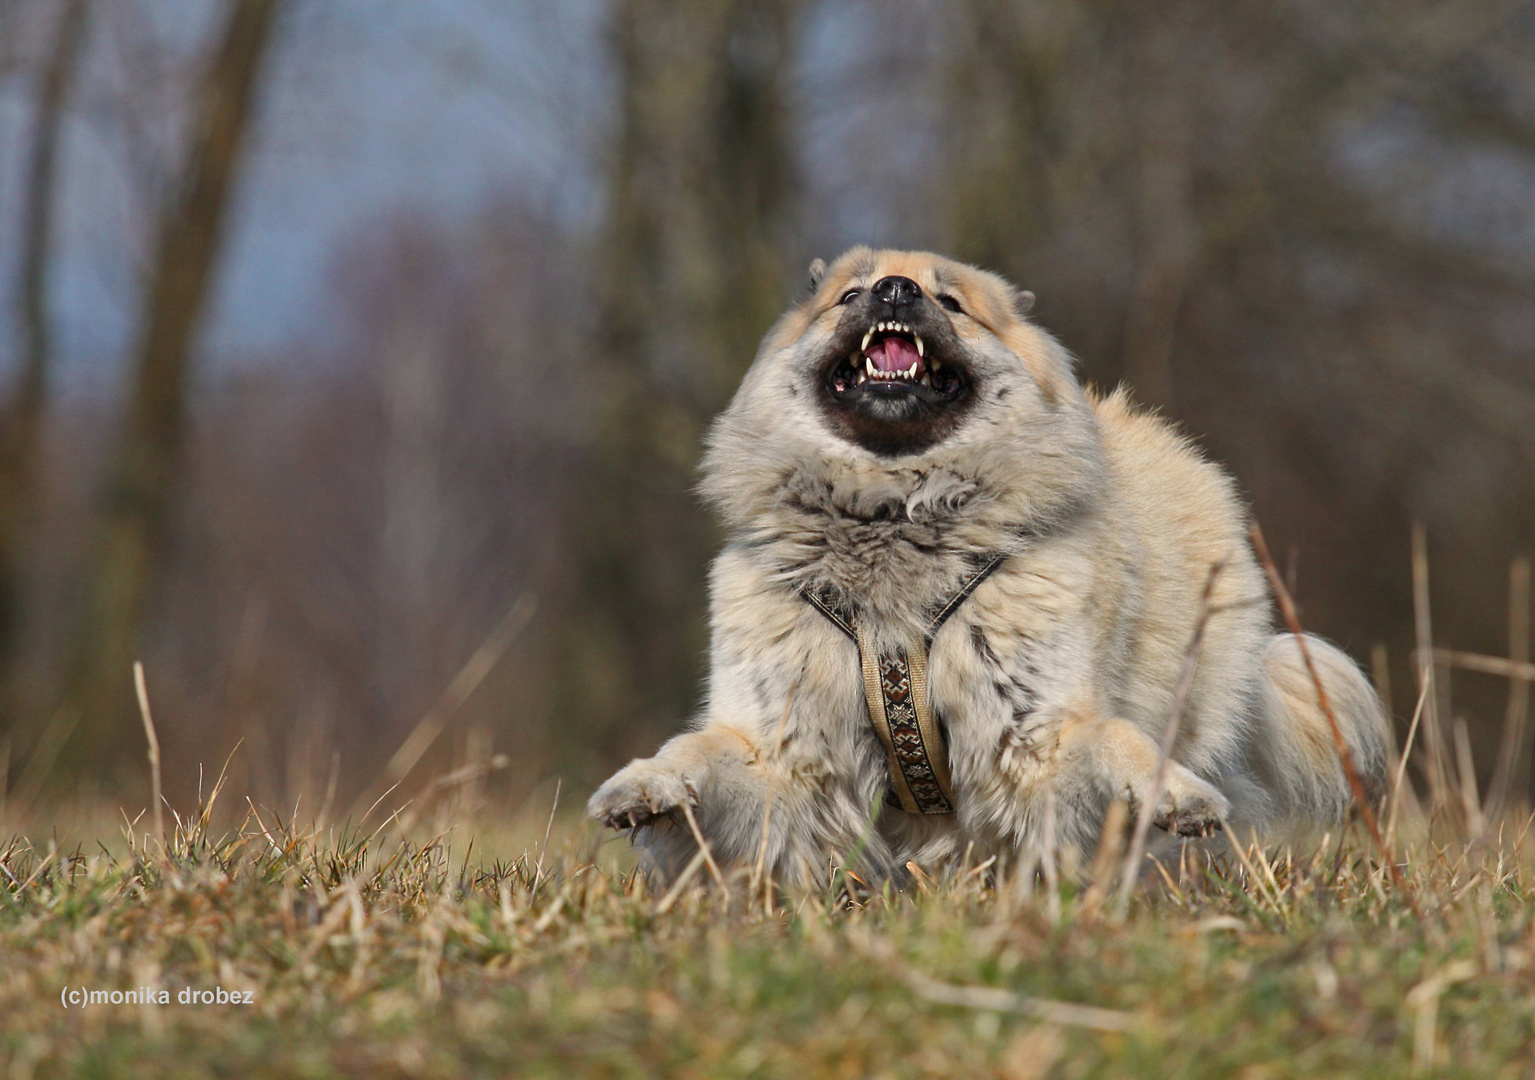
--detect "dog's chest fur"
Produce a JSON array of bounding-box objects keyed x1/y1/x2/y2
[
  {"x1": 767, "y1": 463, "x2": 1022, "y2": 634},
  {"x1": 757, "y1": 468, "x2": 1097, "y2": 816}
]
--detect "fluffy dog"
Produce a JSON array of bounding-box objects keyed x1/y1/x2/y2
[{"x1": 588, "y1": 247, "x2": 1388, "y2": 886}]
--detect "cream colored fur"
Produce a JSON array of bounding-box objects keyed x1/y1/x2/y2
[{"x1": 588, "y1": 248, "x2": 1389, "y2": 886}]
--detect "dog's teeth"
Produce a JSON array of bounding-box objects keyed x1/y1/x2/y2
[
  {"x1": 907, "y1": 362, "x2": 918, "y2": 379},
  {"x1": 915, "y1": 335, "x2": 924, "y2": 358},
  {"x1": 929, "y1": 357, "x2": 942, "y2": 371},
  {"x1": 922, "y1": 373, "x2": 932, "y2": 387},
  {"x1": 856, "y1": 370, "x2": 867, "y2": 385},
  {"x1": 861, "y1": 330, "x2": 873, "y2": 352},
  {"x1": 865, "y1": 357, "x2": 877, "y2": 379}
]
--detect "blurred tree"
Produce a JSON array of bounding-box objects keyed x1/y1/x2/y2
[
  {"x1": 556, "y1": 0, "x2": 801, "y2": 776},
  {"x1": 0, "y1": 0, "x2": 90, "y2": 732},
  {"x1": 51, "y1": 0, "x2": 283, "y2": 780}
]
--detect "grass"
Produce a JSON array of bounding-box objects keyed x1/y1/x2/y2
[{"x1": 2, "y1": 789, "x2": 1533, "y2": 1080}]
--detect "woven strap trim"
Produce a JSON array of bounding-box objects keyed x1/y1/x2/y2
[
  {"x1": 926, "y1": 553, "x2": 1008, "y2": 638},
  {"x1": 803, "y1": 584, "x2": 857, "y2": 641},
  {"x1": 856, "y1": 625, "x2": 955, "y2": 815},
  {"x1": 802, "y1": 554, "x2": 1006, "y2": 816}
]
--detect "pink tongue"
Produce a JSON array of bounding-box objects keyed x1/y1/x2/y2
[{"x1": 868, "y1": 335, "x2": 920, "y2": 373}]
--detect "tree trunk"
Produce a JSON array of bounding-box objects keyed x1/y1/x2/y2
[
  {"x1": 0, "y1": 0, "x2": 90, "y2": 738},
  {"x1": 52, "y1": 0, "x2": 282, "y2": 780}
]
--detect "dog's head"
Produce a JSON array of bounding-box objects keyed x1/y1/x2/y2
[
  {"x1": 703, "y1": 248, "x2": 1102, "y2": 543},
  {"x1": 797, "y1": 248, "x2": 1059, "y2": 456}
]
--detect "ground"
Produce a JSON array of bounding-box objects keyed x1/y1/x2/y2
[{"x1": 1, "y1": 801, "x2": 1532, "y2": 1080}]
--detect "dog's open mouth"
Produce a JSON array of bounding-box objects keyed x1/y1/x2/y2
[
  {"x1": 817, "y1": 299, "x2": 976, "y2": 455},
  {"x1": 829, "y1": 321, "x2": 964, "y2": 397}
]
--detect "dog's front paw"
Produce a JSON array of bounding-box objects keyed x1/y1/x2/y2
[
  {"x1": 1146, "y1": 769, "x2": 1230, "y2": 839},
  {"x1": 587, "y1": 758, "x2": 700, "y2": 830}
]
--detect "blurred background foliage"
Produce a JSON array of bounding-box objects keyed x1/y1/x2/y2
[{"x1": 0, "y1": 0, "x2": 1531, "y2": 818}]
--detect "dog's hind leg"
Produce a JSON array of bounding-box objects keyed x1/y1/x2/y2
[{"x1": 1251, "y1": 633, "x2": 1389, "y2": 824}]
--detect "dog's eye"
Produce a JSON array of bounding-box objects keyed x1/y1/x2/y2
[
  {"x1": 938, "y1": 294, "x2": 964, "y2": 314},
  {"x1": 839, "y1": 289, "x2": 861, "y2": 305}
]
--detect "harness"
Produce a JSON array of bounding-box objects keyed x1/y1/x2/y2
[{"x1": 801, "y1": 553, "x2": 1008, "y2": 815}]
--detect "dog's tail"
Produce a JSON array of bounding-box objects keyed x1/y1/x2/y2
[{"x1": 1252, "y1": 633, "x2": 1391, "y2": 824}]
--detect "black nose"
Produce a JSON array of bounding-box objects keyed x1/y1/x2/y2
[{"x1": 871, "y1": 275, "x2": 922, "y2": 308}]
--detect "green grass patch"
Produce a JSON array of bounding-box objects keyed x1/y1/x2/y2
[{"x1": 2, "y1": 804, "x2": 1531, "y2": 1079}]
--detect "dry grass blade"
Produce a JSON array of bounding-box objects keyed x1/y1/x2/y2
[
  {"x1": 1406, "y1": 960, "x2": 1477, "y2": 1076},
  {"x1": 1081, "y1": 800, "x2": 1128, "y2": 916},
  {"x1": 1221, "y1": 826, "x2": 1283, "y2": 917},
  {"x1": 1386, "y1": 669, "x2": 1431, "y2": 850},
  {"x1": 905, "y1": 860, "x2": 938, "y2": 893},
  {"x1": 15, "y1": 847, "x2": 55, "y2": 891},
  {"x1": 532, "y1": 778, "x2": 560, "y2": 896},
  {"x1": 1113, "y1": 557, "x2": 1227, "y2": 921},
  {"x1": 1251, "y1": 523, "x2": 1416, "y2": 912},
  {"x1": 1412, "y1": 523, "x2": 1452, "y2": 813},
  {"x1": 898, "y1": 968, "x2": 1137, "y2": 1032},
  {"x1": 845, "y1": 925, "x2": 1137, "y2": 1032},
  {"x1": 347, "y1": 594, "x2": 535, "y2": 822},
  {"x1": 1372, "y1": 643, "x2": 1394, "y2": 724},
  {"x1": 201, "y1": 738, "x2": 243, "y2": 834},
  {"x1": 654, "y1": 847, "x2": 709, "y2": 915},
  {"x1": 1452, "y1": 718, "x2": 1484, "y2": 838},
  {"x1": 681, "y1": 800, "x2": 729, "y2": 898},
  {"x1": 1486, "y1": 558, "x2": 1532, "y2": 820},
  {"x1": 1432, "y1": 649, "x2": 1535, "y2": 683},
  {"x1": 133, "y1": 661, "x2": 164, "y2": 853}
]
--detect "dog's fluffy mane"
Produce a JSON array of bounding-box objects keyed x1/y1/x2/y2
[{"x1": 700, "y1": 293, "x2": 1104, "y2": 626}]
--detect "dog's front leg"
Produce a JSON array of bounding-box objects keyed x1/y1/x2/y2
[
  {"x1": 1056, "y1": 714, "x2": 1230, "y2": 837},
  {"x1": 587, "y1": 725, "x2": 771, "y2": 860}
]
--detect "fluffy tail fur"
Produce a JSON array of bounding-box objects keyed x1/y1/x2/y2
[{"x1": 1252, "y1": 633, "x2": 1391, "y2": 825}]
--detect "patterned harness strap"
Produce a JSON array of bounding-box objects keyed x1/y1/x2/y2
[{"x1": 802, "y1": 553, "x2": 1008, "y2": 815}]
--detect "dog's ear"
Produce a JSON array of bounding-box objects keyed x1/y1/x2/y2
[
  {"x1": 1015, "y1": 289, "x2": 1036, "y2": 317},
  {"x1": 805, "y1": 258, "x2": 827, "y2": 296}
]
